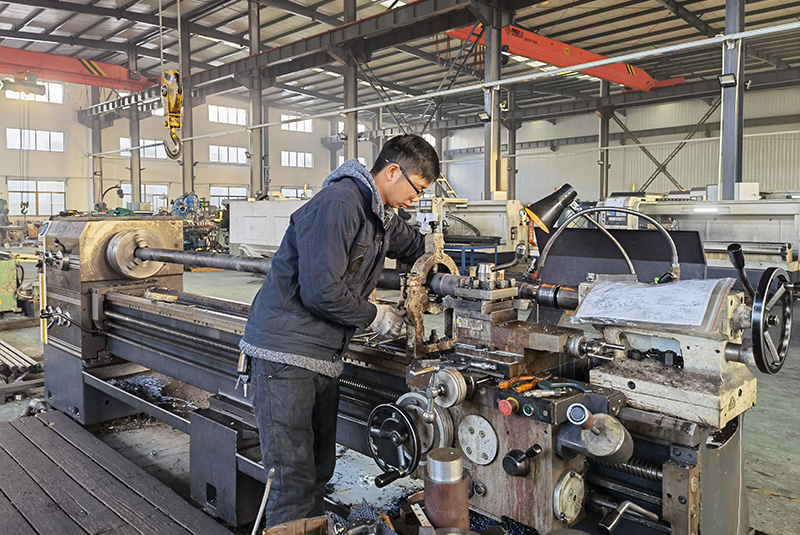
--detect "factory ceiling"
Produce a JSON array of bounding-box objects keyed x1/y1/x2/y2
[{"x1": 0, "y1": 0, "x2": 798, "y2": 129}]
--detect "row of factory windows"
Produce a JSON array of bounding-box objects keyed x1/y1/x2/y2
[
  {"x1": 5, "y1": 129, "x2": 316, "y2": 170},
  {"x1": 4, "y1": 86, "x2": 375, "y2": 138},
  {"x1": 3, "y1": 180, "x2": 315, "y2": 217},
  {"x1": 4, "y1": 87, "x2": 309, "y2": 133}
]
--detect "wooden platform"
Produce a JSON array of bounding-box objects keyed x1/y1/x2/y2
[{"x1": 0, "y1": 410, "x2": 232, "y2": 535}]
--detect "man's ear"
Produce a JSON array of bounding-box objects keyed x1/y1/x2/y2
[{"x1": 382, "y1": 164, "x2": 393, "y2": 183}]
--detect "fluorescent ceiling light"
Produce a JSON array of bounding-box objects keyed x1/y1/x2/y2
[{"x1": 693, "y1": 207, "x2": 719, "y2": 213}]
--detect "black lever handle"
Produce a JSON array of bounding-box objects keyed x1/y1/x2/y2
[
  {"x1": 727, "y1": 243, "x2": 755, "y2": 298},
  {"x1": 502, "y1": 444, "x2": 542, "y2": 477},
  {"x1": 374, "y1": 470, "x2": 402, "y2": 488}
]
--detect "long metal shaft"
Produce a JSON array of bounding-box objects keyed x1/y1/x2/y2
[
  {"x1": 135, "y1": 247, "x2": 273, "y2": 274},
  {"x1": 133, "y1": 247, "x2": 579, "y2": 309}
]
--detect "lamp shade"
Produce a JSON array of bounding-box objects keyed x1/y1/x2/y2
[{"x1": 525, "y1": 184, "x2": 577, "y2": 233}]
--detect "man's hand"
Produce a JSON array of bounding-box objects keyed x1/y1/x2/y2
[{"x1": 369, "y1": 304, "x2": 406, "y2": 337}]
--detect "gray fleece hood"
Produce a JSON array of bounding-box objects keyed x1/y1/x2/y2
[{"x1": 321, "y1": 159, "x2": 394, "y2": 225}]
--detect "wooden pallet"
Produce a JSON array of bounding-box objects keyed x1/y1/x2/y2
[{"x1": 0, "y1": 410, "x2": 232, "y2": 535}]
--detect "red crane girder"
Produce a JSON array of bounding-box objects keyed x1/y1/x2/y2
[
  {"x1": 0, "y1": 47, "x2": 156, "y2": 93},
  {"x1": 447, "y1": 25, "x2": 684, "y2": 92}
]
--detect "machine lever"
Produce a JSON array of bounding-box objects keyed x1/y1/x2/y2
[
  {"x1": 408, "y1": 364, "x2": 443, "y2": 378},
  {"x1": 597, "y1": 500, "x2": 659, "y2": 535},
  {"x1": 374, "y1": 469, "x2": 403, "y2": 488},
  {"x1": 236, "y1": 352, "x2": 251, "y2": 397},
  {"x1": 728, "y1": 243, "x2": 755, "y2": 299},
  {"x1": 502, "y1": 444, "x2": 542, "y2": 477}
]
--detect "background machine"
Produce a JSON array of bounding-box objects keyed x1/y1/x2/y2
[{"x1": 38, "y1": 190, "x2": 793, "y2": 534}]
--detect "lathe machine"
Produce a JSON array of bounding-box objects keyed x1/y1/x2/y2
[{"x1": 38, "y1": 208, "x2": 793, "y2": 535}]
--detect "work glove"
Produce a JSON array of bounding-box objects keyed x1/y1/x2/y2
[{"x1": 368, "y1": 304, "x2": 406, "y2": 337}]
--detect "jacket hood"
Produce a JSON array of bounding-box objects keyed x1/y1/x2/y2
[{"x1": 321, "y1": 159, "x2": 393, "y2": 225}]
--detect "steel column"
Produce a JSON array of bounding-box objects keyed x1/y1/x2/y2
[
  {"x1": 129, "y1": 106, "x2": 142, "y2": 204},
  {"x1": 329, "y1": 119, "x2": 340, "y2": 171},
  {"x1": 505, "y1": 88, "x2": 518, "y2": 200},
  {"x1": 598, "y1": 81, "x2": 611, "y2": 200},
  {"x1": 249, "y1": 0, "x2": 264, "y2": 197},
  {"x1": 720, "y1": 0, "x2": 745, "y2": 200},
  {"x1": 377, "y1": 106, "x2": 385, "y2": 154},
  {"x1": 89, "y1": 86, "x2": 103, "y2": 209},
  {"x1": 181, "y1": 21, "x2": 195, "y2": 194},
  {"x1": 484, "y1": 24, "x2": 502, "y2": 200},
  {"x1": 344, "y1": 0, "x2": 358, "y2": 161}
]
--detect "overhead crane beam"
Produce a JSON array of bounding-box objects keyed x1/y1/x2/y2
[
  {"x1": 0, "y1": 46, "x2": 155, "y2": 92},
  {"x1": 447, "y1": 25, "x2": 684, "y2": 91}
]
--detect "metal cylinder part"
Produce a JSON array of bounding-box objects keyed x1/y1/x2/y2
[
  {"x1": 475, "y1": 263, "x2": 496, "y2": 283},
  {"x1": 427, "y1": 448, "x2": 463, "y2": 483},
  {"x1": 430, "y1": 273, "x2": 466, "y2": 297},
  {"x1": 724, "y1": 342, "x2": 756, "y2": 367},
  {"x1": 106, "y1": 229, "x2": 166, "y2": 279},
  {"x1": 424, "y1": 448, "x2": 469, "y2": 530}
]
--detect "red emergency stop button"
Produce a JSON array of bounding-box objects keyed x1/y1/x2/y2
[{"x1": 498, "y1": 397, "x2": 519, "y2": 416}]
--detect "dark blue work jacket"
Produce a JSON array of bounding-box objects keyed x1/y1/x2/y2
[{"x1": 241, "y1": 170, "x2": 424, "y2": 362}]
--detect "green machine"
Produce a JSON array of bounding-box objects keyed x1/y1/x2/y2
[
  {"x1": 0, "y1": 257, "x2": 16, "y2": 313},
  {"x1": 0, "y1": 254, "x2": 39, "y2": 328}
]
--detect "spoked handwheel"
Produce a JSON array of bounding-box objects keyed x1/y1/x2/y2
[
  {"x1": 366, "y1": 403, "x2": 421, "y2": 488},
  {"x1": 752, "y1": 267, "x2": 793, "y2": 374}
]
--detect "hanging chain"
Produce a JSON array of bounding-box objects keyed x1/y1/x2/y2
[
  {"x1": 158, "y1": 0, "x2": 164, "y2": 80},
  {"x1": 176, "y1": 0, "x2": 182, "y2": 76}
]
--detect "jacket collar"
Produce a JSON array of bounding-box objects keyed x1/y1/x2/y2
[{"x1": 321, "y1": 159, "x2": 394, "y2": 226}]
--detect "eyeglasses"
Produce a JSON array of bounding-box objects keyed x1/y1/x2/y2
[{"x1": 385, "y1": 159, "x2": 424, "y2": 196}]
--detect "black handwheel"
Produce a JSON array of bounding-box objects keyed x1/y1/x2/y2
[
  {"x1": 366, "y1": 403, "x2": 421, "y2": 487},
  {"x1": 752, "y1": 267, "x2": 793, "y2": 374}
]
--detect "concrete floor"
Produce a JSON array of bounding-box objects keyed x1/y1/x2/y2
[{"x1": 0, "y1": 258, "x2": 798, "y2": 534}]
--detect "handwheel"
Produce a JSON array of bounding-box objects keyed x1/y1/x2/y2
[
  {"x1": 366, "y1": 403, "x2": 421, "y2": 488},
  {"x1": 752, "y1": 267, "x2": 793, "y2": 374}
]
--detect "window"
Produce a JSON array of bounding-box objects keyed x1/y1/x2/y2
[
  {"x1": 422, "y1": 133, "x2": 436, "y2": 146},
  {"x1": 120, "y1": 184, "x2": 170, "y2": 212},
  {"x1": 5, "y1": 82, "x2": 63, "y2": 104},
  {"x1": 119, "y1": 138, "x2": 167, "y2": 159},
  {"x1": 281, "y1": 114, "x2": 313, "y2": 133},
  {"x1": 7, "y1": 180, "x2": 65, "y2": 216},
  {"x1": 281, "y1": 151, "x2": 313, "y2": 168},
  {"x1": 280, "y1": 187, "x2": 314, "y2": 199},
  {"x1": 6, "y1": 128, "x2": 64, "y2": 152},
  {"x1": 209, "y1": 187, "x2": 248, "y2": 208},
  {"x1": 338, "y1": 156, "x2": 367, "y2": 167},
  {"x1": 210, "y1": 145, "x2": 248, "y2": 164},
  {"x1": 208, "y1": 104, "x2": 247, "y2": 126}
]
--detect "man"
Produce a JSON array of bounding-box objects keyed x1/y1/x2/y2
[
  {"x1": 239, "y1": 134, "x2": 439, "y2": 527},
  {"x1": 0, "y1": 208, "x2": 11, "y2": 246}
]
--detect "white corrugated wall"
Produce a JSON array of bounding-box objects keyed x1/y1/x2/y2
[{"x1": 443, "y1": 87, "x2": 800, "y2": 203}]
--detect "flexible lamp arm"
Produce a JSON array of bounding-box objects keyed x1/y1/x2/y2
[{"x1": 536, "y1": 206, "x2": 680, "y2": 283}]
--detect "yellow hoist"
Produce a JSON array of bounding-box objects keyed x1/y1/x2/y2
[
  {"x1": 158, "y1": 0, "x2": 183, "y2": 160},
  {"x1": 161, "y1": 69, "x2": 183, "y2": 159}
]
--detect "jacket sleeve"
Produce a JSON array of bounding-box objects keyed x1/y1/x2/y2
[
  {"x1": 294, "y1": 199, "x2": 378, "y2": 328},
  {"x1": 386, "y1": 215, "x2": 426, "y2": 266}
]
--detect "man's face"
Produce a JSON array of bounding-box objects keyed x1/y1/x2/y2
[{"x1": 383, "y1": 161, "x2": 429, "y2": 209}]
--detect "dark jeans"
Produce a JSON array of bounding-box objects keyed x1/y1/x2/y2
[{"x1": 252, "y1": 358, "x2": 340, "y2": 528}]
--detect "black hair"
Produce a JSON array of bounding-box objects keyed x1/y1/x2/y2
[{"x1": 371, "y1": 134, "x2": 440, "y2": 183}]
